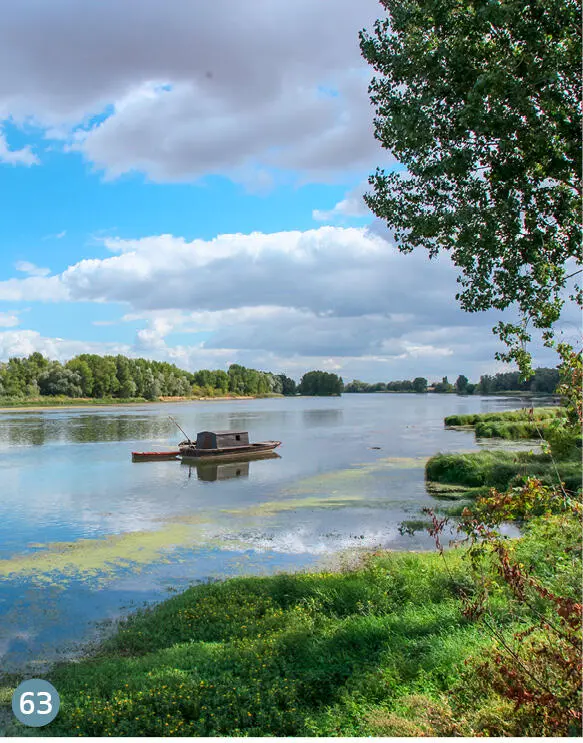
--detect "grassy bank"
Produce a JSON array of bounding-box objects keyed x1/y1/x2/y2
[
  {"x1": 0, "y1": 512, "x2": 576, "y2": 737},
  {"x1": 0, "y1": 394, "x2": 269, "y2": 411}
]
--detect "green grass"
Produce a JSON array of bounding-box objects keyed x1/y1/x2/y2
[
  {"x1": 0, "y1": 396, "x2": 149, "y2": 407},
  {"x1": 0, "y1": 394, "x2": 261, "y2": 408},
  {"x1": 473, "y1": 420, "x2": 549, "y2": 439},
  {"x1": 444, "y1": 407, "x2": 564, "y2": 427},
  {"x1": 0, "y1": 513, "x2": 574, "y2": 737},
  {"x1": 425, "y1": 450, "x2": 581, "y2": 493}
]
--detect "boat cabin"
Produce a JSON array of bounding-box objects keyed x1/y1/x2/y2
[{"x1": 195, "y1": 430, "x2": 250, "y2": 450}]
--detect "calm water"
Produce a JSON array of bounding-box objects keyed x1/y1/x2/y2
[{"x1": 0, "y1": 394, "x2": 535, "y2": 671}]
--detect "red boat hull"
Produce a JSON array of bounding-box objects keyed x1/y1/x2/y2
[{"x1": 132, "y1": 451, "x2": 180, "y2": 461}]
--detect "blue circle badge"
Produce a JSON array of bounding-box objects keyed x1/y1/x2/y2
[{"x1": 12, "y1": 679, "x2": 60, "y2": 727}]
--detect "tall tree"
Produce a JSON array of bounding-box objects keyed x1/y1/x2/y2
[
  {"x1": 360, "y1": 0, "x2": 581, "y2": 373},
  {"x1": 455, "y1": 374, "x2": 469, "y2": 394},
  {"x1": 299, "y1": 371, "x2": 343, "y2": 396}
]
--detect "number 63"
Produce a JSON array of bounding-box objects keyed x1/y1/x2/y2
[{"x1": 20, "y1": 692, "x2": 52, "y2": 715}]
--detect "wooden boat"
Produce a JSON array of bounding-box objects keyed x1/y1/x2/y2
[
  {"x1": 178, "y1": 429, "x2": 281, "y2": 462},
  {"x1": 132, "y1": 450, "x2": 180, "y2": 461}
]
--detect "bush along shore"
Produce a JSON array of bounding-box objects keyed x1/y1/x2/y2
[{"x1": 3, "y1": 409, "x2": 581, "y2": 737}]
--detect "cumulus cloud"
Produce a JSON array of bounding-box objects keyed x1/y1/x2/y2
[
  {"x1": 0, "y1": 227, "x2": 454, "y2": 321},
  {"x1": 0, "y1": 275, "x2": 66, "y2": 302},
  {"x1": 0, "y1": 0, "x2": 391, "y2": 185},
  {"x1": 0, "y1": 225, "x2": 571, "y2": 379}
]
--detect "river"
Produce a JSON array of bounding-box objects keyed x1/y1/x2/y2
[{"x1": 0, "y1": 393, "x2": 536, "y2": 672}]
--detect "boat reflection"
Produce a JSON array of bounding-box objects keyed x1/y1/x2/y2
[{"x1": 182, "y1": 451, "x2": 281, "y2": 482}]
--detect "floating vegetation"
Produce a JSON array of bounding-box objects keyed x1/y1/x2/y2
[
  {"x1": 0, "y1": 524, "x2": 202, "y2": 585},
  {"x1": 398, "y1": 519, "x2": 433, "y2": 536},
  {"x1": 284, "y1": 457, "x2": 428, "y2": 497},
  {"x1": 223, "y1": 494, "x2": 367, "y2": 517},
  {"x1": 425, "y1": 481, "x2": 488, "y2": 501}
]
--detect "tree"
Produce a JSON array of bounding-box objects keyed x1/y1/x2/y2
[
  {"x1": 277, "y1": 374, "x2": 297, "y2": 396},
  {"x1": 119, "y1": 378, "x2": 138, "y2": 398},
  {"x1": 455, "y1": 374, "x2": 469, "y2": 394},
  {"x1": 360, "y1": 0, "x2": 581, "y2": 373},
  {"x1": 299, "y1": 371, "x2": 343, "y2": 396},
  {"x1": 433, "y1": 376, "x2": 454, "y2": 393},
  {"x1": 478, "y1": 374, "x2": 495, "y2": 394},
  {"x1": 38, "y1": 364, "x2": 83, "y2": 397},
  {"x1": 530, "y1": 367, "x2": 560, "y2": 394},
  {"x1": 344, "y1": 379, "x2": 369, "y2": 393},
  {"x1": 142, "y1": 369, "x2": 161, "y2": 400},
  {"x1": 412, "y1": 376, "x2": 428, "y2": 393},
  {"x1": 66, "y1": 358, "x2": 94, "y2": 396}
]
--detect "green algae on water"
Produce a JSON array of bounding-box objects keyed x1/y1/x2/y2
[{"x1": 0, "y1": 523, "x2": 203, "y2": 585}]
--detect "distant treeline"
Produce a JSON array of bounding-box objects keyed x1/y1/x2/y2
[
  {"x1": 0, "y1": 353, "x2": 345, "y2": 400},
  {"x1": 345, "y1": 368, "x2": 560, "y2": 395}
]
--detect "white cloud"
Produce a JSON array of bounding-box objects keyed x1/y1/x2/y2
[
  {"x1": 313, "y1": 180, "x2": 371, "y2": 221},
  {"x1": 14, "y1": 261, "x2": 51, "y2": 277},
  {"x1": 0, "y1": 129, "x2": 39, "y2": 166},
  {"x1": 0, "y1": 225, "x2": 572, "y2": 380},
  {"x1": 0, "y1": 276, "x2": 65, "y2": 302},
  {"x1": 0, "y1": 227, "x2": 446, "y2": 319},
  {"x1": 42, "y1": 230, "x2": 66, "y2": 240},
  {"x1": 0, "y1": 0, "x2": 391, "y2": 185},
  {"x1": 0, "y1": 330, "x2": 128, "y2": 362},
  {"x1": 0, "y1": 313, "x2": 19, "y2": 328}
]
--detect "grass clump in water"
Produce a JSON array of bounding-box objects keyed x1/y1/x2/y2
[
  {"x1": 444, "y1": 407, "x2": 564, "y2": 427},
  {"x1": 473, "y1": 420, "x2": 548, "y2": 439},
  {"x1": 425, "y1": 450, "x2": 581, "y2": 493}
]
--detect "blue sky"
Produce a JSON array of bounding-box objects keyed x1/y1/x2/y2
[{"x1": 0, "y1": 0, "x2": 567, "y2": 382}]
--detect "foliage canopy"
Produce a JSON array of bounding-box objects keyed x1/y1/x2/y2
[{"x1": 360, "y1": 0, "x2": 582, "y2": 370}]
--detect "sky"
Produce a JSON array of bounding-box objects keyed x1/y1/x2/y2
[{"x1": 0, "y1": 0, "x2": 576, "y2": 383}]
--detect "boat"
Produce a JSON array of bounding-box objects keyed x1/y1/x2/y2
[
  {"x1": 178, "y1": 429, "x2": 281, "y2": 462},
  {"x1": 132, "y1": 450, "x2": 180, "y2": 461}
]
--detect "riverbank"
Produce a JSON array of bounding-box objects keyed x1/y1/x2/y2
[
  {"x1": 0, "y1": 394, "x2": 283, "y2": 412},
  {"x1": 0, "y1": 511, "x2": 576, "y2": 737}
]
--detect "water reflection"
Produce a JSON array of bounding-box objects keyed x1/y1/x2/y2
[
  {"x1": 0, "y1": 413, "x2": 175, "y2": 447},
  {"x1": 190, "y1": 461, "x2": 250, "y2": 482},
  {"x1": 302, "y1": 409, "x2": 344, "y2": 427},
  {"x1": 182, "y1": 452, "x2": 281, "y2": 482},
  {"x1": 0, "y1": 395, "x2": 537, "y2": 674}
]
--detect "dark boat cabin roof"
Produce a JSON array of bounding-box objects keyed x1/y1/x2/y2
[
  {"x1": 196, "y1": 430, "x2": 250, "y2": 449},
  {"x1": 200, "y1": 430, "x2": 248, "y2": 436}
]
